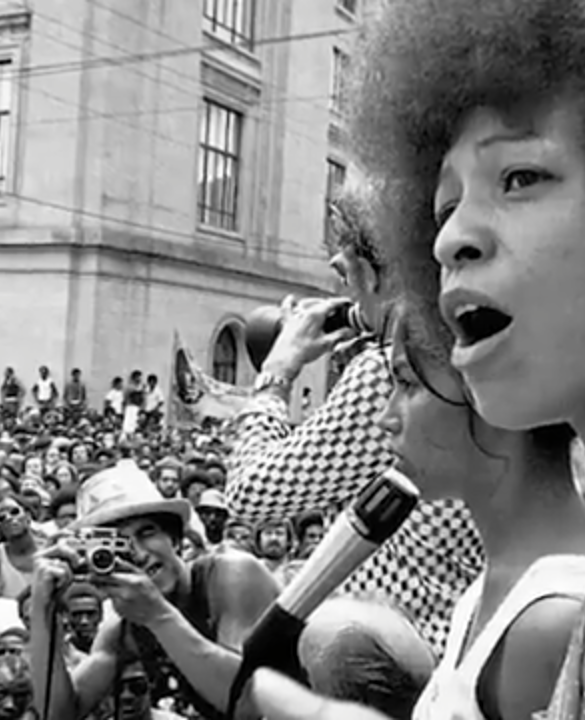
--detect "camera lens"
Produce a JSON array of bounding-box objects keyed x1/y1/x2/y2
[{"x1": 88, "y1": 547, "x2": 116, "y2": 575}]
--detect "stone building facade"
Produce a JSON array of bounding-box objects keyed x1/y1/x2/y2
[{"x1": 0, "y1": 0, "x2": 368, "y2": 417}]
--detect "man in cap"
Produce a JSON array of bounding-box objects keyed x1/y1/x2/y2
[
  {"x1": 195, "y1": 490, "x2": 228, "y2": 546},
  {"x1": 29, "y1": 464, "x2": 279, "y2": 720}
]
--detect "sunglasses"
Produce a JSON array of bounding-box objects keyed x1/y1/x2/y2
[
  {"x1": 0, "y1": 690, "x2": 31, "y2": 704},
  {"x1": 120, "y1": 677, "x2": 149, "y2": 697},
  {"x1": 0, "y1": 506, "x2": 22, "y2": 523},
  {"x1": 0, "y1": 647, "x2": 22, "y2": 656}
]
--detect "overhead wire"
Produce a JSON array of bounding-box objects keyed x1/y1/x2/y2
[
  {"x1": 86, "y1": 0, "x2": 346, "y2": 116},
  {"x1": 27, "y1": 15, "x2": 343, "y2": 152},
  {"x1": 9, "y1": 22, "x2": 358, "y2": 81},
  {"x1": 22, "y1": 91, "x2": 338, "y2": 129},
  {"x1": 4, "y1": 8, "x2": 352, "y2": 262},
  {"x1": 32, "y1": 6, "x2": 344, "y2": 138},
  {"x1": 8, "y1": 69, "x2": 336, "y2": 259}
]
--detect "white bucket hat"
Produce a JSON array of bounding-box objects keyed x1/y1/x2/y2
[
  {"x1": 197, "y1": 488, "x2": 228, "y2": 513},
  {"x1": 72, "y1": 463, "x2": 191, "y2": 529}
]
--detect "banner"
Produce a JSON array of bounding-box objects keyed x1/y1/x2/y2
[{"x1": 169, "y1": 332, "x2": 251, "y2": 426}]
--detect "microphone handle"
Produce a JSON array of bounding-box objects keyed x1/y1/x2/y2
[
  {"x1": 226, "y1": 606, "x2": 306, "y2": 719},
  {"x1": 278, "y1": 512, "x2": 378, "y2": 618},
  {"x1": 225, "y1": 470, "x2": 419, "y2": 718}
]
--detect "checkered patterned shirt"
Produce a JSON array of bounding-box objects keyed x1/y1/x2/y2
[{"x1": 226, "y1": 345, "x2": 485, "y2": 659}]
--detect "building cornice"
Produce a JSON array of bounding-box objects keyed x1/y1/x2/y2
[{"x1": 0, "y1": 225, "x2": 335, "y2": 294}]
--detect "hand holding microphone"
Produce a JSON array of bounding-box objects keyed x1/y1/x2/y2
[{"x1": 226, "y1": 468, "x2": 420, "y2": 719}]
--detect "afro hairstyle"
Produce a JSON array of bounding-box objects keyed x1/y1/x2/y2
[{"x1": 350, "y1": 0, "x2": 585, "y2": 315}]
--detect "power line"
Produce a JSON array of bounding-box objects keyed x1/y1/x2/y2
[
  {"x1": 35, "y1": 9, "x2": 198, "y2": 107},
  {"x1": 11, "y1": 26, "x2": 357, "y2": 81},
  {"x1": 4, "y1": 14, "x2": 348, "y2": 258},
  {"x1": 22, "y1": 92, "x2": 337, "y2": 128},
  {"x1": 84, "y1": 0, "x2": 208, "y2": 98},
  {"x1": 34, "y1": 6, "x2": 344, "y2": 126},
  {"x1": 23, "y1": 73, "x2": 334, "y2": 163},
  {"x1": 15, "y1": 85, "x2": 339, "y2": 258},
  {"x1": 20, "y1": 42, "x2": 331, "y2": 157},
  {"x1": 28, "y1": 17, "x2": 340, "y2": 151},
  {"x1": 26, "y1": 76, "x2": 198, "y2": 153},
  {"x1": 8, "y1": 192, "x2": 331, "y2": 263},
  {"x1": 86, "y1": 0, "x2": 339, "y2": 117}
]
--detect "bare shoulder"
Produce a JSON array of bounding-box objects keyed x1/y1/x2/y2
[{"x1": 489, "y1": 595, "x2": 583, "y2": 720}]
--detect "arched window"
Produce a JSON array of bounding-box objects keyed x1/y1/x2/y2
[{"x1": 213, "y1": 326, "x2": 238, "y2": 385}]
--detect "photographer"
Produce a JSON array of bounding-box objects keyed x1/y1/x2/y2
[{"x1": 30, "y1": 465, "x2": 280, "y2": 720}]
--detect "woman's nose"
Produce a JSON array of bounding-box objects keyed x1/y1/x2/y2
[
  {"x1": 329, "y1": 253, "x2": 349, "y2": 285},
  {"x1": 378, "y1": 404, "x2": 402, "y2": 435},
  {"x1": 433, "y1": 203, "x2": 496, "y2": 272}
]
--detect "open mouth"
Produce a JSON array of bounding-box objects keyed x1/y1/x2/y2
[{"x1": 452, "y1": 304, "x2": 513, "y2": 347}]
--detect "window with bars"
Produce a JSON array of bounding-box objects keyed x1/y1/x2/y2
[
  {"x1": 0, "y1": 57, "x2": 14, "y2": 194},
  {"x1": 203, "y1": 0, "x2": 255, "y2": 50},
  {"x1": 324, "y1": 158, "x2": 347, "y2": 246},
  {"x1": 213, "y1": 326, "x2": 238, "y2": 385},
  {"x1": 337, "y1": 0, "x2": 357, "y2": 15},
  {"x1": 330, "y1": 47, "x2": 350, "y2": 114},
  {"x1": 197, "y1": 100, "x2": 242, "y2": 232}
]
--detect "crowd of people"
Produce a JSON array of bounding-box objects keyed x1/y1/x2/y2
[
  {"x1": 0, "y1": 367, "x2": 168, "y2": 429},
  {"x1": 0, "y1": 381, "x2": 330, "y2": 720},
  {"x1": 4, "y1": 1, "x2": 585, "y2": 720}
]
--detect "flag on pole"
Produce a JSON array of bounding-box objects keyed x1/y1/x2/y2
[{"x1": 168, "y1": 332, "x2": 251, "y2": 427}]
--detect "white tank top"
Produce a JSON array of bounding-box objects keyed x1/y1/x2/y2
[
  {"x1": 0, "y1": 543, "x2": 33, "y2": 599},
  {"x1": 413, "y1": 555, "x2": 585, "y2": 720}
]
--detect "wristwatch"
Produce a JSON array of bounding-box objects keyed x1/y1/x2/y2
[{"x1": 253, "y1": 371, "x2": 293, "y2": 395}]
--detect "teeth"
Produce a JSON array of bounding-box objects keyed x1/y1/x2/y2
[{"x1": 454, "y1": 303, "x2": 479, "y2": 320}]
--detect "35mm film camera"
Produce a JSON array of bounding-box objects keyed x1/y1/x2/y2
[{"x1": 68, "y1": 528, "x2": 135, "y2": 576}]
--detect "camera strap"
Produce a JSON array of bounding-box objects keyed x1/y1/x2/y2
[
  {"x1": 113, "y1": 620, "x2": 129, "y2": 720},
  {"x1": 42, "y1": 605, "x2": 59, "y2": 720}
]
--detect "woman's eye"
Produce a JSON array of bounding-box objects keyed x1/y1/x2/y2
[{"x1": 502, "y1": 168, "x2": 552, "y2": 193}]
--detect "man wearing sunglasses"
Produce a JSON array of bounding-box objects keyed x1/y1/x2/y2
[
  {"x1": 29, "y1": 464, "x2": 279, "y2": 720},
  {"x1": 115, "y1": 658, "x2": 184, "y2": 720},
  {"x1": 0, "y1": 495, "x2": 42, "y2": 600}
]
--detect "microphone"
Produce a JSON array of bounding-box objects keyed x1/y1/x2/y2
[{"x1": 225, "y1": 468, "x2": 419, "y2": 718}]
